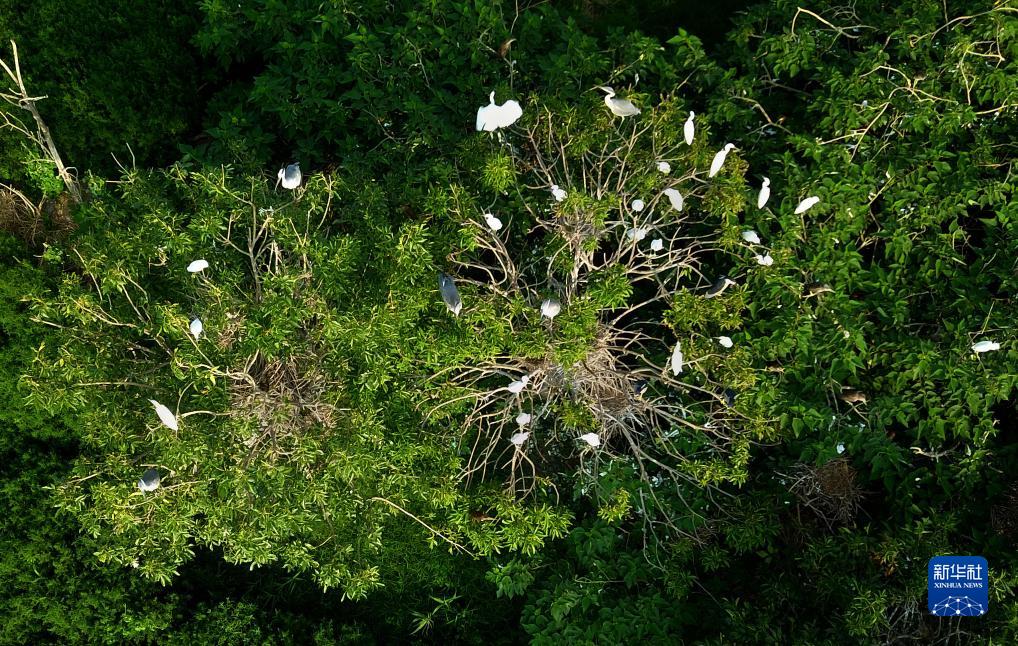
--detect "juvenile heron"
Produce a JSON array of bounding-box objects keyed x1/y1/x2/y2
[
  {"x1": 755, "y1": 253, "x2": 774, "y2": 266},
  {"x1": 475, "y1": 91, "x2": 523, "y2": 131},
  {"x1": 684, "y1": 111, "x2": 695, "y2": 145},
  {"x1": 149, "y1": 399, "x2": 178, "y2": 431},
  {"x1": 597, "y1": 86, "x2": 641, "y2": 118},
  {"x1": 704, "y1": 276, "x2": 737, "y2": 298},
  {"x1": 709, "y1": 143, "x2": 735, "y2": 178},
  {"x1": 187, "y1": 259, "x2": 209, "y2": 273},
  {"x1": 757, "y1": 177, "x2": 771, "y2": 209},
  {"x1": 794, "y1": 196, "x2": 820, "y2": 214},
  {"x1": 741, "y1": 230, "x2": 761, "y2": 245},
  {"x1": 516, "y1": 412, "x2": 532, "y2": 426},
  {"x1": 277, "y1": 163, "x2": 302, "y2": 190},
  {"x1": 631, "y1": 199, "x2": 645, "y2": 212},
  {"x1": 626, "y1": 227, "x2": 649, "y2": 242},
  {"x1": 189, "y1": 317, "x2": 203, "y2": 339},
  {"x1": 723, "y1": 388, "x2": 738, "y2": 406},
  {"x1": 717, "y1": 336, "x2": 733, "y2": 348},
  {"x1": 836, "y1": 443, "x2": 846, "y2": 454},
  {"x1": 632, "y1": 379, "x2": 648, "y2": 396},
  {"x1": 483, "y1": 212, "x2": 503, "y2": 231},
  {"x1": 663, "y1": 188, "x2": 683, "y2": 212},
  {"x1": 551, "y1": 184, "x2": 567, "y2": 202},
  {"x1": 138, "y1": 468, "x2": 160, "y2": 492},
  {"x1": 579, "y1": 433, "x2": 601, "y2": 448},
  {"x1": 508, "y1": 375, "x2": 530, "y2": 394},
  {"x1": 510, "y1": 431, "x2": 530, "y2": 446},
  {"x1": 972, "y1": 340, "x2": 1000, "y2": 353},
  {"x1": 657, "y1": 161, "x2": 671, "y2": 174},
  {"x1": 670, "y1": 342, "x2": 684, "y2": 375},
  {"x1": 541, "y1": 298, "x2": 562, "y2": 320},
  {"x1": 650, "y1": 238, "x2": 664, "y2": 252},
  {"x1": 438, "y1": 272, "x2": 462, "y2": 316}
]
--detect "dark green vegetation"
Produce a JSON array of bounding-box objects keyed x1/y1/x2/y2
[{"x1": 1, "y1": 0, "x2": 1017, "y2": 643}]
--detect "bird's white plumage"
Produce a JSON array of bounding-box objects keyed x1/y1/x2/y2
[
  {"x1": 663, "y1": 188, "x2": 683, "y2": 212},
  {"x1": 684, "y1": 111, "x2": 695, "y2": 145},
  {"x1": 631, "y1": 199, "x2": 645, "y2": 212},
  {"x1": 755, "y1": 253, "x2": 774, "y2": 266},
  {"x1": 508, "y1": 375, "x2": 530, "y2": 394},
  {"x1": 598, "y1": 86, "x2": 641, "y2": 117},
  {"x1": 483, "y1": 212, "x2": 503, "y2": 231},
  {"x1": 657, "y1": 161, "x2": 671, "y2": 174},
  {"x1": 278, "y1": 163, "x2": 301, "y2": 190},
  {"x1": 541, "y1": 299, "x2": 562, "y2": 320},
  {"x1": 650, "y1": 238, "x2": 664, "y2": 252},
  {"x1": 138, "y1": 469, "x2": 160, "y2": 492},
  {"x1": 626, "y1": 227, "x2": 649, "y2": 242},
  {"x1": 741, "y1": 230, "x2": 761, "y2": 245},
  {"x1": 516, "y1": 412, "x2": 532, "y2": 426},
  {"x1": 717, "y1": 336, "x2": 733, "y2": 348},
  {"x1": 510, "y1": 431, "x2": 530, "y2": 446},
  {"x1": 579, "y1": 432, "x2": 601, "y2": 448},
  {"x1": 476, "y1": 91, "x2": 523, "y2": 131},
  {"x1": 551, "y1": 184, "x2": 567, "y2": 202},
  {"x1": 670, "y1": 342, "x2": 684, "y2": 375},
  {"x1": 187, "y1": 259, "x2": 209, "y2": 273},
  {"x1": 794, "y1": 196, "x2": 820, "y2": 214},
  {"x1": 836, "y1": 443, "x2": 846, "y2": 454},
  {"x1": 149, "y1": 399, "x2": 178, "y2": 431},
  {"x1": 189, "y1": 318, "x2": 203, "y2": 339},
  {"x1": 972, "y1": 340, "x2": 1000, "y2": 353},
  {"x1": 757, "y1": 177, "x2": 771, "y2": 209},
  {"x1": 709, "y1": 143, "x2": 735, "y2": 178}
]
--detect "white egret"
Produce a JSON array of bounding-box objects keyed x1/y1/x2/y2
[
  {"x1": 475, "y1": 91, "x2": 523, "y2": 132},
  {"x1": 684, "y1": 111, "x2": 695, "y2": 145},
  {"x1": 836, "y1": 443, "x2": 846, "y2": 455},
  {"x1": 631, "y1": 199, "x2": 645, "y2": 212},
  {"x1": 508, "y1": 375, "x2": 530, "y2": 394},
  {"x1": 717, "y1": 336, "x2": 733, "y2": 348},
  {"x1": 187, "y1": 259, "x2": 209, "y2": 273},
  {"x1": 189, "y1": 317, "x2": 203, "y2": 339},
  {"x1": 597, "y1": 86, "x2": 641, "y2": 118},
  {"x1": 149, "y1": 399, "x2": 179, "y2": 431},
  {"x1": 704, "y1": 276, "x2": 737, "y2": 298},
  {"x1": 794, "y1": 196, "x2": 821, "y2": 214},
  {"x1": 709, "y1": 143, "x2": 735, "y2": 178},
  {"x1": 516, "y1": 412, "x2": 532, "y2": 427},
  {"x1": 757, "y1": 177, "x2": 771, "y2": 209},
  {"x1": 972, "y1": 340, "x2": 1000, "y2": 353},
  {"x1": 657, "y1": 161, "x2": 671, "y2": 174},
  {"x1": 510, "y1": 431, "x2": 530, "y2": 446},
  {"x1": 579, "y1": 433, "x2": 601, "y2": 448},
  {"x1": 138, "y1": 468, "x2": 160, "y2": 492},
  {"x1": 438, "y1": 272, "x2": 462, "y2": 316},
  {"x1": 483, "y1": 212, "x2": 503, "y2": 231},
  {"x1": 626, "y1": 227, "x2": 649, "y2": 242},
  {"x1": 741, "y1": 230, "x2": 761, "y2": 245},
  {"x1": 755, "y1": 253, "x2": 774, "y2": 266},
  {"x1": 277, "y1": 163, "x2": 302, "y2": 190},
  {"x1": 541, "y1": 298, "x2": 562, "y2": 320},
  {"x1": 650, "y1": 238, "x2": 664, "y2": 252},
  {"x1": 662, "y1": 188, "x2": 683, "y2": 212},
  {"x1": 670, "y1": 342, "x2": 684, "y2": 375},
  {"x1": 551, "y1": 184, "x2": 567, "y2": 202}
]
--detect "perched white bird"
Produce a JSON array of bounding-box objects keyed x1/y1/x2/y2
[
  {"x1": 438, "y1": 273, "x2": 462, "y2": 316},
  {"x1": 657, "y1": 161, "x2": 671, "y2": 174},
  {"x1": 650, "y1": 238, "x2": 664, "y2": 252},
  {"x1": 663, "y1": 188, "x2": 683, "y2": 212},
  {"x1": 475, "y1": 91, "x2": 523, "y2": 132},
  {"x1": 972, "y1": 340, "x2": 1000, "y2": 353},
  {"x1": 483, "y1": 212, "x2": 503, "y2": 231},
  {"x1": 277, "y1": 163, "x2": 301, "y2": 190},
  {"x1": 757, "y1": 177, "x2": 771, "y2": 209},
  {"x1": 741, "y1": 230, "x2": 761, "y2": 245},
  {"x1": 508, "y1": 375, "x2": 530, "y2": 394},
  {"x1": 597, "y1": 86, "x2": 641, "y2": 118},
  {"x1": 670, "y1": 342, "x2": 684, "y2": 375},
  {"x1": 709, "y1": 143, "x2": 735, "y2": 178},
  {"x1": 684, "y1": 111, "x2": 695, "y2": 145},
  {"x1": 189, "y1": 317, "x2": 203, "y2": 339},
  {"x1": 510, "y1": 431, "x2": 530, "y2": 446},
  {"x1": 516, "y1": 412, "x2": 532, "y2": 427},
  {"x1": 717, "y1": 336, "x2": 733, "y2": 348},
  {"x1": 551, "y1": 184, "x2": 568, "y2": 202},
  {"x1": 138, "y1": 468, "x2": 160, "y2": 492},
  {"x1": 794, "y1": 196, "x2": 821, "y2": 214},
  {"x1": 626, "y1": 227, "x2": 649, "y2": 242},
  {"x1": 755, "y1": 253, "x2": 774, "y2": 266},
  {"x1": 579, "y1": 433, "x2": 601, "y2": 448},
  {"x1": 187, "y1": 259, "x2": 209, "y2": 273},
  {"x1": 631, "y1": 199, "x2": 645, "y2": 212},
  {"x1": 541, "y1": 298, "x2": 562, "y2": 320},
  {"x1": 149, "y1": 399, "x2": 178, "y2": 431},
  {"x1": 836, "y1": 443, "x2": 846, "y2": 455}
]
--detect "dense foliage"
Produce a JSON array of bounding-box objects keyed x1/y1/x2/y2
[{"x1": 2, "y1": 0, "x2": 1017, "y2": 643}]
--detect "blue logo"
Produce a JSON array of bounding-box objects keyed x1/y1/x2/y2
[{"x1": 928, "y1": 556, "x2": 988, "y2": 616}]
